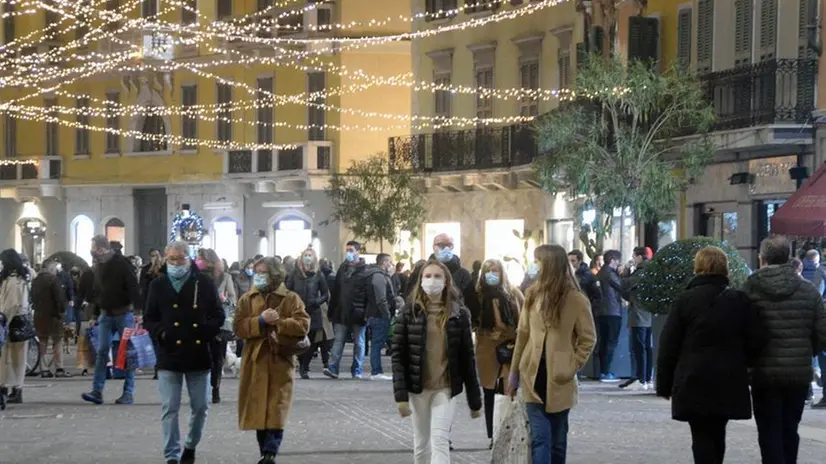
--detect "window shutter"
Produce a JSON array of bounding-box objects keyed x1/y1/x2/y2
[
  {"x1": 734, "y1": 0, "x2": 752, "y2": 66},
  {"x1": 589, "y1": 26, "x2": 604, "y2": 57},
  {"x1": 759, "y1": 0, "x2": 777, "y2": 61},
  {"x1": 575, "y1": 42, "x2": 587, "y2": 71},
  {"x1": 677, "y1": 8, "x2": 692, "y2": 70},
  {"x1": 696, "y1": 0, "x2": 714, "y2": 73},
  {"x1": 798, "y1": 0, "x2": 817, "y2": 58},
  {"x1": 627, "y1": 16, "x2": 659, "y2": 65}
]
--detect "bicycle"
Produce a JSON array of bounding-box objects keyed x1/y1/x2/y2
[{"x1": 25, "y1": 336, "x2": 41, "y2": 376}]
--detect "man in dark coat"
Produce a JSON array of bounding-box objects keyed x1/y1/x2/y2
[
  {"x1": 742, "y1": 236, "x2": 826, "y2": 463},
  {"x1": 619, "y1": 247, "x2": 654, "y2": 390},
  {"x1": 324, "y1": 241, "x2": 367, "y2": 379},
  {"x1": 32, "y1": 260, "x2": 69, "y2": 378},
  {"x1": 596, "y1": 249, "x2": 626, "y2": 382}
]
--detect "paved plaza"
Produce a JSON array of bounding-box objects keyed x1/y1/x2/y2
[{"x1": 3, "y1": 350, "x2": 826, "y2": 463}]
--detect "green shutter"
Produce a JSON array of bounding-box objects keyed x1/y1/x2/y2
[
  {"x1": 589, "y1": 26, "x2": 604, "y2": 57},
  {"x1": 575, "y1": 41, "x2": 587, "y2": 71},
  {"x1": 627, "y1": 16, "x2": 659, "y2": 65},
  {"x1": 677, "y1": 8, "x2": 692, "y2": 70}
]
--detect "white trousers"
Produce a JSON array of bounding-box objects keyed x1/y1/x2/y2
[
  {"x1": 410, "y1": 388, "x2": 456, "y2": 464},
  {"x1": 0, "y1": 341, "x2": 28, "y2": 388}
]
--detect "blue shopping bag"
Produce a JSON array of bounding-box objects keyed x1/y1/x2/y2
[{"x1": 126, "y1": 331, "x2": 156, "y2": 370}]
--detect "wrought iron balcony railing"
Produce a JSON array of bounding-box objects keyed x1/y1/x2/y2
[
  {"x1": 698, "y1": 58, "x2": 817, "y2": 132},
  {"x1": 388, "y1": 123, "x2": 537, "y2": 173}
]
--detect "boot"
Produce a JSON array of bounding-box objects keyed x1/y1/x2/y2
[
  {"x1": 0, "y1": 386, "x2": 7, "y2": 410},
  {"x1": 7, "y1": 387, "x2": 22, "y2": 404}
]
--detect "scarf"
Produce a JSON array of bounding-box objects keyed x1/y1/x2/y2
[
  {"x1": 480, "y1": 285, "x2": 515, "y2": 331},
  {"x1": 168, "y1": 271, "x2": 191, "y2": 293}
]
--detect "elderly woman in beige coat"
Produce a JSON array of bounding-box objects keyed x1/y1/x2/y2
[
  {"x1": 507, "y1": 244, "x2": 596, "y2": 464},
  {"x1": 234, "y1": 257, "x2": 310, "y2": 464},
  {"x1": 474, "y1": 258, "x2": 523, "y2": 448}
]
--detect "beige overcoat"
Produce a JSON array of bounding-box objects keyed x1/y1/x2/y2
[
  {"x1": 510, "y1": 290, "x2": 596, "y2": 413},
  {"x1": 234, "y1": 283, "x2": 310, "y2": 430},
  {"x1": 475, "y1": 288, "x2": 524, "y2": 390}
]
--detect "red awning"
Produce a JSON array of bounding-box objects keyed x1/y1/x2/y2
[{"x1": 770, "y1": 163, "x2": 826, "y2": 237}]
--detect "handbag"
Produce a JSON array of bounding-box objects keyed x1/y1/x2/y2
[
  {"x1": 8, "y1": 313, "x2": 35, "y2": 342},
  {"x1": 218, "y1": 299, "x2": 236, "y2": 342},
  {"x1": 496, "y1": 339, "x2": 516, "y2": 366},
  {"x1": 126, "y1": 331, "x2": 156, "y2": 369},
  {"x1": 491, "y1": 394, "x2": 532, "y2": 464},
  {"x1": 264, "y1": 293, "x2": 311, "y2": 357}
]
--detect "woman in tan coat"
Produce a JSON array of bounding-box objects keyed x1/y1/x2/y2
[
  {"x1": 507, "y1": 244, "x2": 596, "y2": 464},
  {"x1": 474, "y1": 258, "x2": 523, "y2": 448},
  {"x1": 234, "y1": 257, "x2": 310, "y2": 464}
]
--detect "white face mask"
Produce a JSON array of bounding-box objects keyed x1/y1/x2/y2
[{"x1": 421, "y1": 277, "x2": 446, "y2": 296}]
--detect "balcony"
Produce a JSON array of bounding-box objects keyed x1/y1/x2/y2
[
  {"x1": 223, "y1": 141, "x2": 333, "y2": 191},
  {"x1": 697, "y1": 58, "x2": 816, "y2": 132},
  {"x1": 388, "y1": 124, "x2": 537, "y2": 174},
  {"x1": 0, "y1": 156, "x2": 62, "y2": 197}
]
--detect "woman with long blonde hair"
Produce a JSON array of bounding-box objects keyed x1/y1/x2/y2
[
  {"x1": 286, "y1": 247, "x2": 330, "y2": 379},
  {"x1": 392, "y1": 259, "x2": 482, "y2": 463},
  {"x1": 474, "y1": 258, "x2": 524, "y2": 448},
  {"x1": 507, "y1": 244, "x2": 596, "y2": 464}
]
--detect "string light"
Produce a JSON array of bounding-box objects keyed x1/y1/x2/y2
[{"x1": 0, "y1": 158, "x2": 37, "y2": 166}]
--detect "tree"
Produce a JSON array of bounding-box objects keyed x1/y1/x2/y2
[
  {"x1": 325, "y1": 153, "x2": 426, "y2": 253},
  {"x1": 534, "y1": 55, "x2": 715, "y2": 258},
  {"x1": 635, "y1": 237, "x2": 751, "y2": 314}
]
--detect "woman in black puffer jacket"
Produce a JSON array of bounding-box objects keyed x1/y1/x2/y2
[
  {"x1": 286, "y1": 247, "x2": 329, "y2": 379},
  {"x1": 392, "y1": 259, "x2": 482, "y2": 463}
]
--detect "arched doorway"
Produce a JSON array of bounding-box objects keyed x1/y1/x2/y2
[
  {"x1": 212, "y1": 216, "x2": 239, "y2": 266},
  {"x1": 71, "y1": 215, "x2": 95, "y2": 265},
  {"x1": 272, "y1": 215, "x2": 312, "y2": 259},
  {"x1": 105, "y1": 217, "x2": 126, "y2": 251},
  {"x1": 17, "y1": 201, "x2": 46, "y2": 265}
]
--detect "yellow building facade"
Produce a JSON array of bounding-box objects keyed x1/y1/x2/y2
[{"x1": 0, "y1": 0, "x2": 411, "y2": 265}]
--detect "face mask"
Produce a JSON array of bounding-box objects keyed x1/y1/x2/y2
[
  {"x1": 345, "y1": 251, "x2": 356, "y2": 262},
  {"x1": 195, "y1": 258, "x2": 207, "y2": 271},
  {"x1": 435, "y1": 247, "x2": 453, "y2": 263},
  {"x1": 167, "y1": 264, "x2": 189, "y2": 279},
  {"x1": 303, "y1": 255, "x2": 314, "y2": 266},
  {"x1": 485, "y1": 272, "x2": 501, "y2": 286},
  {"x1": 526, "y1": 262, "x2": 539, "y2": 278},
  {"x1": 421, "y1": 277, "x2": 446, "y2": 296},
  {"x1": 245, "y1": 268, "x2": 254, "y2": 277},
  {"x1": 253, "y1": 273, "x2": 269, "y2": 289}
]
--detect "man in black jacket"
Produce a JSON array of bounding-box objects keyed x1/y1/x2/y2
[
  {"x1": 743, "y1": 236, "x2": 826, "y2": 463},
  {"x1": 568, "y1": 250, "x2": 601, "y2": 309},
  {"x1": 324, "y1": 241, "x2": 368, "y2": 380},
  {"x1": 431, "y1": 233, "x2": 477, "y2": 323},
  {"x1": 82, "y1": 235, "x2": 141, "y2": 406},
  {"x1": 619, "y1": 247, "x2": 654, "y2": 390},
  {"x1": 597, "y1": 249, "x2": 626, "y2": 382},
  {"x1": 356, "y1": 254, "x2": 402, "y2": 380}
]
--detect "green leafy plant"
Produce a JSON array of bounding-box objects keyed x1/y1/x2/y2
[
  {"x1": 535, "y1": 55, "x2": 715, "y2": 252},
  {"x1": 635, "y1": 237, "x2": 751, "y2": 315},
  {"x1": 324, "y1": 153, "x2": 426, "y2": 253}
]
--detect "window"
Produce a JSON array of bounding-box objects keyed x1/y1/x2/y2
[
  {"x1": 3, "y1": 1, "x2": 14, "y2": 45},
  {"x1": 317, "y1": 8, "x2": 332, "y2": 31},
  {"x1": 273, "y1": 218, "x2": 312, "y2": 259},
  {"x1": 465, "y1": 0, "x2": 500, "y2": 15},
  {"x1": 138, "y1": 112, "x2": 167, "y2": 152},
  {"x1": 734, "y1": 0, "x2": 753, "y2": 66},
  {"x1": 45, "y1": 98, "x2": 58, "y2": 156},
  {"x1": 75, "y1": 98, "x2": 90, "y2": 155},
  {"x1": 307, "y1": 72, "x2": 326, "y2": 141},
  {"x1": 181, "y1": 85, "x2": 197, "y2": 149},
  {"x1": 475, "y1": 67, "x2": 493, "y2": 120},
  {"x1": 520, "y1": 60, "x2": 539, "y2": 117},
  {"x1": 4, "y1": 114, "x2": 16, "y2": 157},
  {"x1": 182, "y1": 0, "x2": 196, "y2": 25},
  {"x1": 45, "y1": 0, "x2": 59, "y2": 30},
  {"x1": 105, "y1": 0, "x2": 121, "y2": 31},
  {"x1": 213, "y1": 217, "x2": 239, "y2": 265},
  {"x1": 799, "y1": 0, "x2": 818, "y2": 58},
  {"x1": 71, "y1": 215, "x2": 95, "y2": 265},
  {"x1": 105, "y1": 91, "x2": 120, "y2": 154},
  {"x1": 142, "y1": 0, "x2": 158, "y2": 19},
  {"x1": 677, "y1": 8, "x2": 692, "y2": 70},
  {"x1": 696, "y1": 0, "x2": 714, "y2": 74},
  {"x1": 434, "y1": 74, "x2": 451, "y2": 121},
  {"x1": 257, "y1": 77, "x2": 273, "y2": 144},
  {"x1": 217, "y1": 0, "x2": 232, "y2": 20},
  {"x1": 257, "y1": 0, "x2": 273, "y2": 37},
  {"x1": 217, "y1": 83, "x2": 232, "y2": 142},
  {"x1": 759, "y1": 0, "x2": 777, "y2": 61},
  {"x1": 425, "y1": 0, "x2": 457, "y2": 21},
  {"x1": 75, "y1": 0, "x2": 90, "y2": 39}
]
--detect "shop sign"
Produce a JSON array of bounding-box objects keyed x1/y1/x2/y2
[{"x1": 748, "y1": 155, "x2": 797, "y2": 195}]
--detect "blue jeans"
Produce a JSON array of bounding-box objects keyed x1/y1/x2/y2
[
  {"x1": 526, "y1": 403, "x2": 570, "y2": 464},
  {"x1": 158, "y1": 370, "x2": 210, "y2": 461},
  {"x1": 818, "y1": 352, "x2": 826, "y2": 396},
  {"x1": 328, "y1": 323, "x2": 366, "y2": 377},
  {"x1": 92, "y1": 312, "x2": 136, "y2": 395},
  {"x1": 367, "y1": 317, "x2": 390, "y2": 375}
]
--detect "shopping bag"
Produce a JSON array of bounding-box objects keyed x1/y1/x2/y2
[
  {"x1": 492, "y1": 394, "x2": 513, "y2": 440},
  {"x1": 491, "y1": 395, "x2": 531, "y2": 464},
  {"x1": 114, "y1": 327, "x2": 136, "y2": 370},
  {"x1": 76, "y1": 333, "x2": 95, "y2": 369},
  {"x1": 126, "y1": 331, "x2": 156, "y2": 370}
]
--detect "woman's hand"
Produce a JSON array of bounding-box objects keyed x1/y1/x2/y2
[
  {"x1": 506, "y1": 372, "x2": 519, "y2": 398},
  {"x1": 397, "y1": 402, "x2": 412, "y2": 418},
  {"x1": 261, "y1": 309, "x2": 280, "y2": 325}
]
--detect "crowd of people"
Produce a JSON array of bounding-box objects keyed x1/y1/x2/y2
[{"x1": 1, "y1": 231, "x2": 826, "y2": 464}]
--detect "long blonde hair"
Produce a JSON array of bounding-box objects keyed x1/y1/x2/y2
[
  {"x1": 526, "y1": 244, "x2": 580, "y2": 327},
  {"x1": 298, "y1": 247, "x2": 318, "y2": 275},
  {"x1": 475, "y1": 258, "x2": 518, "y2": 296},
  {"x1": 409, "y1": 259, "x2": 459, "y2": 328}
]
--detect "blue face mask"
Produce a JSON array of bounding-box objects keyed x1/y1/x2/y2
[
  {"x1": 245, "y1": 268, "x2": 254, "y2": 277},
  {"x1": 526, "y1": 262, "x2": 539, "y2": 278},
  {"x1": 485, "y1": 272, "x2": 501, "y2": 286},
  {"x1": 253, "y1": 273, "x2": 268, "y2": 289},
  {"x1": 345, "y1": 251, "x2": 356, "y2": 262},
  {"x1": 436, "y1": 247, "x2": 453, "y2": 263},
  {"x1": 167, "y1": 264, "x2": 189, "y2": 279}
]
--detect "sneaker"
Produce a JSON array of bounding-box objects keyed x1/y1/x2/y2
[
  {"x1": 600, "y1": 373, "x2": 619, "y2": 383},
  {"x1": 7, "y1": 387, "x2": 21, "y2": 404},
  {"x1": 352, "y1": 374, "x2": 364, "y2": 380},
  {"x1": 41, "y1": 371, "x2": 54, "y2": 379},
  {"x1": 372, "y1": 373, "x2": 393, "y2": 381},
  {"x1": 257, "y1": 453, "x2": 276, "y2": 464},
  {"x1": 180, "y1": 447, "x2": 195, "y2": 464},
  {"x1": 55, "y1": 369, "x2": 73, "y2": 378},
  {"x1": 114, "y1": 393, "x2": 134, "y2": 405},
  {"x1": 82, "y1": 390, "x2": 104, "y2": 405},
  {"x1": 813, "y1": 399, "x2": 826, "y2": 409},
  {"x1": 322, "y1": 368, "x2": 339, "y2": 379},
  {"x1": 299, "y1": 371, "x2": 310, "y2": 380},
  {"x1": 623, "y1": 380, "x2": 644, "y2": 391},
  {"x1": 816, "y1": 368, "x2": 823, "y2": 388}
]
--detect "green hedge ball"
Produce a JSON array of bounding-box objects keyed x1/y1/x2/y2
[{"x1": 636, "y1": 237, "x2": 751, "y2": 315}]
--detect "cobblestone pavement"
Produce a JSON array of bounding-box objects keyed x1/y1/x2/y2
[{"x1": 2, "y1": 350, "x2": 826, "y2": 464}]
